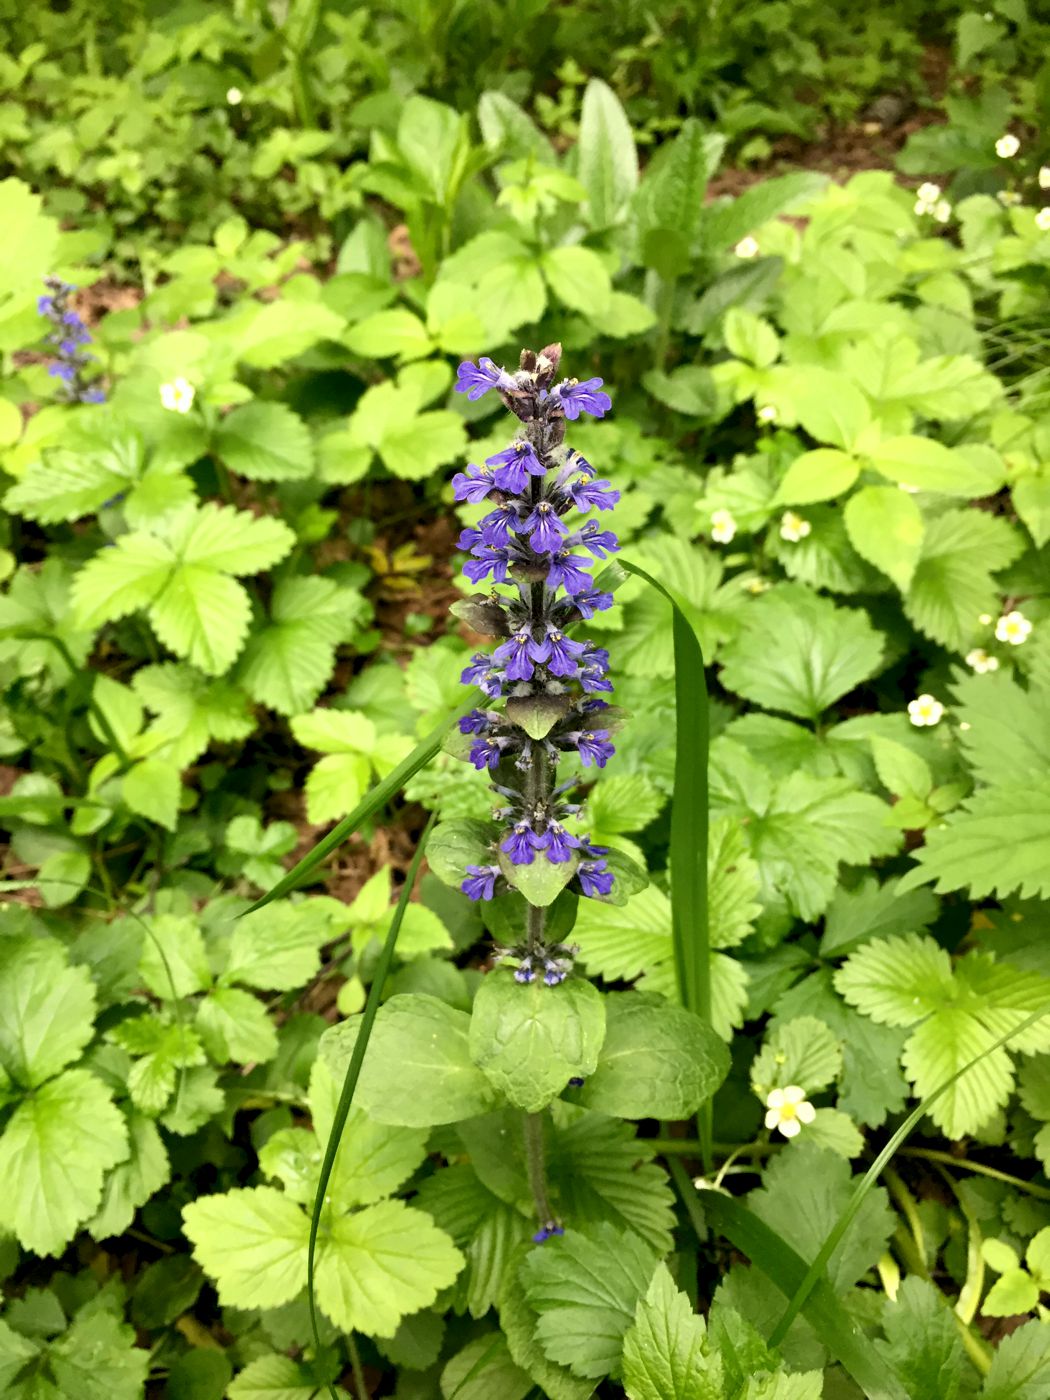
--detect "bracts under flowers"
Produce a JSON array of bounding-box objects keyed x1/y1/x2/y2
[{"x1": 451, "y1": 344, "x2": 620, "y2": 987}]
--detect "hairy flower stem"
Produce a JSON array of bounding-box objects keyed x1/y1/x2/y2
[{"x1": 523, "y1": 1110, "x2": 554, "y2": 1226}]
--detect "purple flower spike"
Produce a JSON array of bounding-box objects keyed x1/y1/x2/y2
[
  {"x1": 571, "y1": 588, "x2": 614, "y2": 618},
  {"x1": 573, "y1": 729, "x2": 615, "y2": 767},
  {"x1": 493, "y1": 630, "x2": 539, "y2": 682},
  {"x1": 462, "y1": 864, "x2": 500, "y2": 901},
  {"x1": 577, "y1": 523, "x2": 619, "y2": 559},
  {"x1": 455, "y1": 356, "x2": 513, "y2": 400},
  {"x1": 539, "y1": 822, "x2": 581, "y2": 863},
  {"x1": 463, "y1": 547, "x2": 511, "y2": 585},
  {"x1": 555, "y1": 377, "x2": 612, "y2": 420},
  {"x1": 470, "y1": 738, "x2": 508, "y2": 770},
  {"x1": 515, "y1": 958, "x2": 535, "y2": 984},
  {"x1": 543, "y1": 628, "x2": 587, "y2": 678}
]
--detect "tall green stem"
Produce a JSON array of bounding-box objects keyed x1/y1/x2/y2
[{"x1": 523, "y1": 1111, "x2": 554, "y2": 1226}]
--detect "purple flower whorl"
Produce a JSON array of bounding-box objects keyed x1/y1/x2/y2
[
  {"x1": 451, "y1": 344, "x2": 620, "y2": 934},
  {"x1": 38, "y1": 278, "x2": 105, "y2": 404}
]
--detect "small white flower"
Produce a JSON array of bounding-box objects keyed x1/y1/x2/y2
[
  {"x1": 779, "y1": 510, "x2": 811, "y2": 543},
  {"x1": 996, "y1": 610, "x2": 1033, "y2": 645},
  {"x1": 1036, "y1": 208, "x2": 1050, "y2": 232},
  {"x1": 997, "y1": 189, "x2": 1022, "y2": 207},
  {"x1": 710, "y1": 508, "x2": 737, "y2": 544},
  {"x1": 978, "y1": 613, "x2": 993, "y2": 626},
  {"x1": 996, "y1": 133, "x2": 1020, "y2": 159},
  {"x1": 159, "y1": 377, "x2": 196, "y2": 414},
  {"x1": 757, "y1": 404, "x2": 778, "y2": 424},
  {"x1": 1040, "y1": 166, "x2": 1050, "y2": 190},
  {"x1": 959, "y1": 721, "x2": 971, "y2": 732},
  {"x1": 744, "y1": 577, "x2": 771, "y2": 595},
  {"x1": 226, "y1": 87, "x2": 244, "y2": 105},
  {"x1": 917, "y1": 181, "x2": 941, "y2": 205},
  {"x1": 908, "y1": 694, "x2": 945, "y2": 727},
  {"x1": 734, "y1": 235, "x2": 760, "y2": 259},
  {"x1": 898, "y1": 482, "x2": 919, "y2": 494},
  {"x1": 933, "y1": 200, "x2": 952, "y2": 223},
  {"x1": 966, "y1": 648, "x2": 1000, "y2": 674},
  {"x1": 764, "y1": 1086, "x2": 816, "y2": 1139}
]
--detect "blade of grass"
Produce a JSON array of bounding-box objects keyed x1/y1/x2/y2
[
  {"x1": 307, "y1": 810, "x2": 437, "y2": 1400},
  {"x1": 243, "y1": 704, "x2": 471, "y2": 914},
  {"x1": 620, "y1": 558, "x2": 712, "y2": 1169},
  {"x1": 767, "y1": 1000, "x2": 1050, "y2": 1349},
  {"x1": 676, "y1": 1163, "x2": 909, "y2": 1400}
]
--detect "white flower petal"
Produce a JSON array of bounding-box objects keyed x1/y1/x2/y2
[
  {"x1": 796, "y1": 1101, "x2": 817, "y2": 1124},
  {"x1": 779, "y1": 1118, "x2": 802, "y2": 1138}
]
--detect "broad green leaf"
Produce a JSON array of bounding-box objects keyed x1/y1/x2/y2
[
  {"x1": 499, "y1": 1246, "x2": 595, "y2": 1400},
  {"x1": 844, "y1": 485, "x2": 925, "y2": 591},
  {"x1": 215, "y1": 401, "x2": 315, "y2": 481},
  {"x1": 983, "y1": 1321, "x2": 1050, "y2": 1399},
  {"x1": 952, "y1": 670, "x2": 1050, "y2": 789},
  {"x1": 320, "y1": 995, "x2": 498, "y2": 1126},
  {"x1": 875, "y1": 1276, "x2": 965, "y2": 1400},
  {"x1": 308, "y1": 1061, "x2": 428, "y2": 1208},
  {"x1": 377, "y1": 409, "x2": 467, "y2": 482},
  {"x1": 88, "y1": 1110, "x2": 170, "y2": 1240},
  {"x1": 227, "y1": 1354, "x2": 329, "y2": 1399},
  {"x1": 723, "y1": 308, "x2": 778, "y2": 368},
  {"x1": 427, "y1": 818, "x2": 500, "y2": 887},
  {"x1": 139, "y1": 913, "x2": 211, "y2": 999},
  {"x1": 521, "y1": 1223, "x2": 659, "y2": 1379},
  {"x1": 870, "y1": 736, "x2": 933, "y2": 799},
  {"x1": 46, "y1": 1308, "x2": 150, "y2": 1400},
  {"x1": 197, "y1": 987, "x2": 278, "y2": 1064},
  {"x1": 751, "y1": 1017, "x2": 842, "y2": 1097},
  {"x1": 621, "y1": 1262, "x2": 721, "y2": 1400},
  {"x1": 468, "y1": 972, "x2": 606, "y2": 1113},
  {"x1": 344, "y1": 308, "x2": 432, "y2": 360},
  {"x1": 577, "y1": 79, "x2": 638, "y2": 229},
  {"x1": 870, "y1": 435, "x2": 1001, "y2": 496},
  {"x1": 1013, "y1": 472, "x2": 1050, "y2": 548},
  {"x1": 719, "y1": 584, "x2": 884, "y2": 720},
  {"x1": 0, "y1": 937, "x2": 96, "y2": 1088},
  {"x1": 123, "y1": 757, "x2": 180, "y2": 832},
  {"x1": 182, "y1": 1185, "x2": 310, "y2": 1308},
  {"x1": 540, "y1": 245, "x2": 612, "y2": 315},
  {"x1": 747, "y1": 1142, "x2": 894, "y2": 1293},
  {"x1": 223, "y1": 898, "x2": 347, "y2": 990},
  {"x1": 577, "y1": 992, "x2": 729, "y2": 1119},
  {"x1": 498, "y1": 849, "x2": 578, "y2": 906},
  {"x1": 904, "y1": 508, "x2": 1023, "y2": 652},
  {"x1": 314, "y1": 1198, "x2": 463, "y2": 1337},
  {"x1": 441, "y1": 1334, "x2": 532, "y2": 1400},
  {"x1": 226, "y1": 298, "x2": 345, "y2": 368},
  {"x1": 899, "y1": 780, "x2": 1050, "y2": 901},
  {"x1": 774, "y1": 448, "x2": 859, "y2": 506},
  {"x1": 782, "y1": 368, "x2": 870, "y2": 451},
  {"x1": 0, "y1": 1068, "x2": 129, "y2": 1255},
  {"x1": 698, "y1": 172, "x2": 827, "y2": 253},
  {"x1": 983, "y1": 1269, "x2": 1040, "y2": 1317},
  {"x1": 3, "y1": 420, "x2": 146, "y2": 524},
  {"x1": 833, "y1": 932, "x2": 954, "y2": 1026}
]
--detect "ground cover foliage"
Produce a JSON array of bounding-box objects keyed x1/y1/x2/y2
[{"x1": 2, "y1": 1, "x2": 1050, "y2": 1396}]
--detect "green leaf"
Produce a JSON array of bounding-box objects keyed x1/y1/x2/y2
[
  {"x1": 499, "y1": 1245, "x2": 595, "y2": 1400},
  {"x1": 226, "y1": 298, "x2": 345, "y2": 368},
  {"x1": 696, "y1": 1186, "x2": 908, "y2": 1400},
  {"x1": 983, "y1": 1269, "x2": 1039, "y2": 1317},
  {"x1": 820, "y1": 876, "x2": 938, "y2": 958},
  {"x1": 871, "y1": 736, "x2": 933, "y2": 799},
  {"x1": 0, "y1": 1068, "x2": 129, "y2": 1255},
  {"x1": 782, "y1": 368, "x2": 870, "y2": 451},
  {"x1": 983, "y1": 1321, "x2": 1050, "y2": 1399},
  {"x1": 952, "y1": 670, "x2": 1050, "y2": 789},
  {"x1": 577, "y1": 992, "x2": 729, "y2": 1120},
  {"x1": 577, "y1": 79, "x2": 638, "y2": 229},
  {"x1": 870, "y1": 435, "x2": 998, "y2": 496},
  {"x1": 197, "y1": 987, "x2": 278, "y2": 1064},
  {"x1": 441, "y1": 1334, "x2": 532, "y2": 1400},
  {"x1": 499, "y1": 850, "x2": 578, "y2": 907},
  {"x1": 751, "y1": 1017, "x2": 843, "y2": 1098},
  {"x1": 548, "y1": 1109, "x2": 676, "y2": 1255},
  {"x1": 427, "y1": 818, "x2": 499, "y2": 886},
  {"x1": 314, "y1": 1198, "x2": 464, "y2": 1337},
  {"x1": 183, "y1": 1185, "x2": 311, "y2": 1308},
  {"x1": 0, "y1": 937, "x2": 97, "y2": 1088},
  {"x1": 238, "y1": 577, "x2": 366, "y2": 716},
  {"x1": 3, "y1": 419, "x2": 146, "y2": 524},
  {"x1": 320, "y1": 995, "x2": 498, "y2": 1126},
  {"x1": 1013, "y1": 473, "x2": 1050, "y2": 548},
  {"x1": 876, "y1": 1276, "x2": 965, "y2": 1400},
  {"x1": 774, "y1": 449, "x2": 858, "y2": 506},
  {"x1": 73, "y1": 504, "x2": 294, "y2": 676},
  {"x1": 227, "y1": 1354, "x2": 330, "y2": 1399},
  {"x1": 46, "y1": 1308, "x2": 150, "y2": 1400},
  {"x1": 719, "y1": 584, "x2": 885, "y2": 720},
  {"x1": 748, "y1": 1142, "x2": 894, "y2": 1293},
  {"x1": 540, "y1": 245, "x2": 612, "y2": 315},
  {"x1": 308, "y1": 1061, "x2": 428, "y2": 1208},
  {"x1": 88, "y1": 1110, "x2": 170, "y2": 1240},
  {"x1": 699, "y1": 172, "x2": 827, "y2": 253},
  {"x1": 621, "y1": 1262, "x2": 721, "y2": 1400},
  {"x1": 344, "y1": 308, "x2": 432, "y2": 359},
  {"x1": 468, "y1": 973, "x2": 606, "y2": 1113},
  {"x1": 123, "y1": 757, "x2": 180, "y2": 832},
  {"x1": 900, "y1": 781, "x2": 1050, "y2": 901},
  {"x1": 215, "y1": 401, "x2": 314, "y2": 481},
  {"x1": 723, "y1": 308, "x2": 778, "y2": 368},
  {"x1": 224, "y1": 898, "x2": 347, "y2": 990},
  {"x1": 521, "y1": 1223, "x2": 659, "y2": 1379},
  {"x1": 139, "y1": 912, "x2": 211, "y2": 999},
  {"x1": 844, "y1": 485, "x2": 925, "y2": 591},
  {"x1": 904, "y1": 508, "x2": 1023, "y2": 653},
  {"x1": 376, "y1": 409, "x2": 468, "y2": 482}
]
